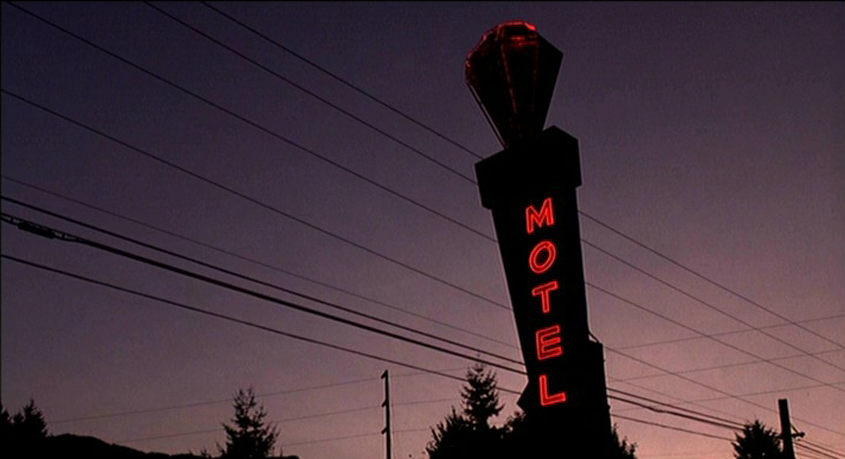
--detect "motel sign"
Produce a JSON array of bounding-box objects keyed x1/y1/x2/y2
[{"x1": 467, "y1": 22, "x2": 612, "y2": 452}]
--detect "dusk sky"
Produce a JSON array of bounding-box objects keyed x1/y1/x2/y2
[{"x1": 2, "y1": 2, "x2": 843, "y2": 459}]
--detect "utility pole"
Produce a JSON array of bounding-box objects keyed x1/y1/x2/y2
[
  {"x1": 779, "y1": 398, "x2": 796, "y2": 459},
  {"x1": 381, "y1": 370, "x2": 392, "y2": 459}
]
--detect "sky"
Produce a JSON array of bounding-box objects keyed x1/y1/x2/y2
[{"x1": 2, "y1": 2, "x2": 843, "y2": 459}]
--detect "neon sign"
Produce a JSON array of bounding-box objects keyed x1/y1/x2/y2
[
  {"x1": 525, "y1": 197, "x2": 566, "y2": 405},
  {"x1": 468, "y1": 21, "x2": 612, "y2": 449},
  {"x1": 475, "y1": 127, "x2": 595, "y2": 414}
]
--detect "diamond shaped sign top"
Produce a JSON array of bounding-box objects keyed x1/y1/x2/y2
[{"x1": 466, "y1": 22, "x2": 563, "y2": 149}]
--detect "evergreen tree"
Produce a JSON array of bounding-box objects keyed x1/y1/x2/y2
[
  {"x1": 460, "y1": 363, "x2": 503, "y2": 428},
  {"x1": 733, "y1": 420, "x2": 784, "y2": 459},
  {"x1": 426, "y1": 363, "x2": 503, "y2": 459},
  {"x1": 219, "y1": 388, "x2": 280, "y2": 459},
  {"x1": 0, "y1": 403, "x2": 11, "y2": 441},
  {"x1": 426, "y1": 365, "x2": 638, "y2": 458},
  {"x1": 609, "y1": 424, "x2": 637, "y2": 459},
  {"x1": 3, "y1": 399, "x2": 48, "y2": 456},
  {"x1": 12, "y1": 399, "x2": 48, "y2": 441}
]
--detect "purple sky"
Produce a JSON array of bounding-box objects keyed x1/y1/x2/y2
[{"x1": 2, "y1": 2, "x2": 843, "y2": 458}]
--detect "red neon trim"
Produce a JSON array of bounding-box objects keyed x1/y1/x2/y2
[
  {"x1": 531, "y1": 280, "x2": 559, "y2": 313},
  {"x1": 525, "y1": 197, "x2": 554, "y2": 234},
  {"x1": 536, "y1": 325, "x2": 563, "y2": 361},
  {"x1": 539, "y1": 374, "x2": 567, "y2": 406},
  {"x1": 529, "y1": 240, "x2": 556, "y2": 274}
]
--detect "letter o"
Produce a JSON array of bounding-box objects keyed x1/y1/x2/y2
[{"x1": 529, "y1": 240, "x2": 557, "y2": 274}]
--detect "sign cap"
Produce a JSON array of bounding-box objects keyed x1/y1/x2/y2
[{"x1": 466, "y1": 22, "x2": 563, "y2": 149}]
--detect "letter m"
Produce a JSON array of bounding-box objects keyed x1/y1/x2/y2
[{"x1": 526, "y1": 197, "x2": 554, "y2": 234}]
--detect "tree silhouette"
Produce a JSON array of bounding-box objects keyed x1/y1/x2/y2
[
  {"x1": 12, "y1": 399, "x2": 48, "y2": 442},
  {"x1": 733, "y1": 420, "x2": 784, "y2": 459},
  {"x1": 1, "y1": 404, "x2": 11, "y2": 434},
  {"x1": 219, "y1": 388, "x2": 280, "y2": 459},
  {"x1": 2, "y1": 399, "x2": 48, "y2": 456},
  {"x1": 426, "y1": 363, "x2": 503, "y2": 459},
  {"x1": 460, "y1": 363, "x2": 503, "y2": 428},
  {"x1": 426, "y1": 365, "x2": 638, "y2": 458},
  {"x1": 609, "y1": 424, "x2": 637, "y2": 459}
]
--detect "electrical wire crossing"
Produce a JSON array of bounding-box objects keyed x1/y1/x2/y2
[
  {"x1": 6, "y1": 213, "x2": 824, "y2": 444},
  {"x1": 5, "y1": 1, "x2": 835, "y2": 367},
  {"x1": 196, "y1": 0, "x2": 844, "y2": 359},
  {"x1": 0, "y1": 174, "x2": 518, "y2": 350},
  {"x1": 199, "y1": 1, "x2": 484, "y2": 161},
  {"x1": 143, "y1": 1, "x2": 478, "y2": 185},
  {"x1": 0, "y1": 212, "x2": 525, "y2": 375},
  {"x1": 1, "y1": 196, "x2": 522, "y2": 367},
  {"x1": 1, "y1": 252, "x2": 521, "y2": 393},
  {"x1": 5, "y1": 203, "x2": 842, "y2": 437},
  {"x1": 1, "y1": 86, "x2": 509, "y2": 311}
]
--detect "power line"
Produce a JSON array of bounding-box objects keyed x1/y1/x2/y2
[
  {"x1": 1, "y1": 252, "x2": 523, "y2": 396},
  {"x1": 3, "y1": 1, "x2": 506, "y2": 308},
  {"x1": 7, "y1": 204, "x2": 841, "y2": 440},
  {"x1": 5, "y1": 3, "x2": 834, "y2": 370},
  {"x1": 612, "y1": 414, "x2": 734, "y2": 442},
  {"x1": 5, "y1": 83, "x2": 837, "y2": 390},
  {"x1": 0, "y1": 174, "x2": 517, "y2": 350},
  {"x1": 200, "y1": 0, "x2": 844, "y2": 361},
  {"x1": 579, "y1": 212, "x2": 845, "y2": 351},
  {"x1": 116, "y1": 404, "x2": 380, "y2": 445},
  {"x1": 584, "y1": 240, "x2": 845, "y2": 373},
  {"x1": 611, "y1": 373, "x2": 845, "y2": 449},
  {"x1": 6, "y1": 204, "x2": 841, "y2": 436},
  {"x1": 281, "y1": 431, "x2": 382, "y2": 448},
  {"x1": 605, "y1": 345, "x2": 844, "y2": 437},
  {"x1": 0, "y1": 214, "x2": 524, "y2": 375},
  {"x1": 5, "y1": 217, "x2": 773, "y2": 439},
  {"x1": 8, "y1": 245, "x2": 834, "y2": 448},
  {"x1": 143, "y1": 1, "x2": 478, "y2": 184},
  {"x1": 589, "y1": 282, "x2": 845, "y2": 393},
  {"x1": 798, "y1": 439, "x2": 844, "y2": 458},
  {"x1": 607, "y1": 389, "x2": 745, "y2": 431},
  {"x1": 613, "y1": 379, "x2": 845, "y2": 410},
  {"x1": 55, "y1": 372, "x2": 463, "y2": 427},
  {"x1": 6, "y1": 1, "x2": 836, "y2": 452},
  {"x1": 796, "y1": 442, "x2": 842, "y2": 459},
  {"x1": 614, "y1": 314, "x2": 845, "y2": 352},
  {"x1": 12, "y1": 1, "x2": 834, "y2": 369},
  {"x1": 611, "y1": 349, "x2": 844, "y2": 385},
  {"x1": 198, "y1": 1, "x2": 483, "y2": 161},
  {"x1": 196, "y1": 0, "x2": 845, "y2": 360},
  {"x1": 51, "y1": 377, "x2": 380, "y2": 425},
  {"x1": 3, "y1": 1, "x2": 489, "y2": 241},
  {"x1": 0, "y1": 87, "x2": 508, "y2": 311},
  {"x1": 1, "y1": 196, "x2": 522, "y2": 367}
]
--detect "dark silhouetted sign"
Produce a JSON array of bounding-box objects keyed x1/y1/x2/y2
[{"x1": 468, "y1": 22, "x2": 612, "y2": 452}]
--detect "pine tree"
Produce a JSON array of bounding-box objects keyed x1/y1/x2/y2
[
  {"x1": 733, "y1": 420, "x2": 784, "y2": 459},
  {"x1": 610, "y1": 424, "x2": 637, "y2": 459},
  {"x1": 12, "y1": 399, "x2": 48, "y2": 442},
  {"x1": 219, "y1": 388, "x2": 280, "y2": 459},
  {"x1": 460, "y1": 363, "x2": 503, "y2": 428},
  {"x1": 0, "y1": 404, "x2": 11, "y2": 440},
  {"x1": 426, "y1": 364, "x2": 503, "y2": 459}
]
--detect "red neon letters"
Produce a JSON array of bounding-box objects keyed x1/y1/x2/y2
[
  {"x1": 526, "y1": 197, "x2": 566, "y2": 406},
  {"x1": 529, "y1": 240, "x2": 556, "y2": 273},
  {"x1": 539, "y1": 374, "x2": 567, "y2": 406},
  {"x1": 531, "y1": 280, "x2": 558, "y2": 313},
  {"x1": 536, "y1": 325, "x2": 563, "y2": 360},
  {"x1": 526, "y1": 197, "x2": 554, "y2": 234}
]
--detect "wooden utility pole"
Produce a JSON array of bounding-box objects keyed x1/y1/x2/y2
[
  {"x1": 381, "y1": 370, "x2": 392, "y2": 459},
  {"x1": 779, "y1": 398, "x2": 796, "y2": 459}
]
